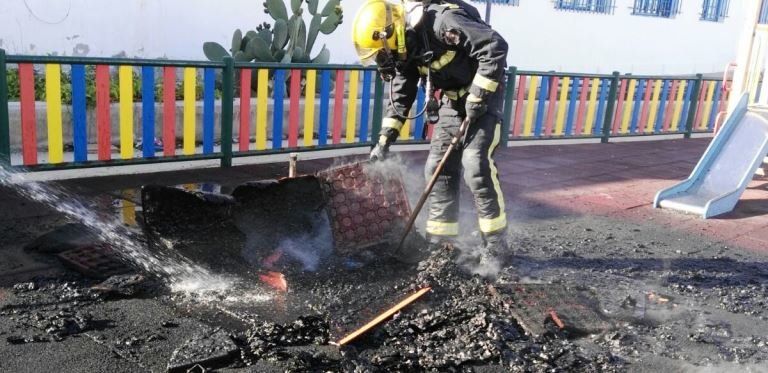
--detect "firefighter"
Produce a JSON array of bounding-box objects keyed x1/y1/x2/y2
[{"x1": 352, "y1": 0, "x2": 509, "y2": 266}]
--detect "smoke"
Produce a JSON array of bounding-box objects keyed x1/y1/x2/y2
[
  {"x1": 359, "y1": 153, "x2": 508, "y2": 279},
  {"x1": 239, "y1": 210, "x2": 334, "y2": 272},
  {"x1": 277, "y1": 213, "x2": 334, "y2": 271},
  {"x1": 362, "y1": 153, "x2": 427, "y2": 207}
]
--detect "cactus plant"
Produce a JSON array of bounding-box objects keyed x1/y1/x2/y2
[{"x1": 203, "y1": 0, "x2": 342, "y2": 65}]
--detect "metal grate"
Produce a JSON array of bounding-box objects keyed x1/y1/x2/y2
[
  {"x1": 58, "y1": 245, "x2": 132, "y2": 279},
  {"x1": 493, "y1": 283, "x2": 612, "y2": 337},
  {"x1": 468, "y1": 0, "x2": 520, "y2": 5},
  {"x1": 631, "y1": 0, "x2": 680, "y2": 18},
  {"x1": 317, "y1": 162, "x2": 411, "y2": 255},
  {"x1": 554, "y1": 0, "x2": 615, "y2": 14},
  {"x1": 700, "y1": 0, "x2": 729, "y2": 22}
]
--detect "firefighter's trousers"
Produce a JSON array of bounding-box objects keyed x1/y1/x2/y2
[{"x1": 424, "y1": 92, "x2": 506, "y2": 238}]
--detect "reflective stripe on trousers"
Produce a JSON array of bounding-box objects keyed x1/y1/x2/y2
[{"x1": 424, "y1": 95, "x2": 506, "y2": 236}]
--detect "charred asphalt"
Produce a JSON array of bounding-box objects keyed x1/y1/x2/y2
[{"x1": 1, "y1": 159, "x2": 768, "y2": 372}]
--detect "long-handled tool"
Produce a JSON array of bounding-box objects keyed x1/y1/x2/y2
[
  {"x1": 395, "y1": 118, "x2": 471, "y2": 253},
  {"x1": 331, "y1": 287, "x2": 431, "y2": 346}
]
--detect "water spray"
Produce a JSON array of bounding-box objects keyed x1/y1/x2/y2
[{"x1": 0, "y1": 164, "x2": 235, "y2": 294}]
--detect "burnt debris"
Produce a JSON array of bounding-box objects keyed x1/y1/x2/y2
[{"x1": 167, "y1": 329, "x2": 239, "y2": 373}]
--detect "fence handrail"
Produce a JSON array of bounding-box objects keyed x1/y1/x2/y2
[
  {"x1": 515, "y1": 70, "x2": 616, "y2": 79},
  {"x1": 233, "y1": 62, "x2": 376, "y2": 71},
  {"x1": 4, "y1": 53, "x2": 378, "y2": 73},
  {"x1": 616, "y1": 73, "x2": 714, "y2": 81},
  {"x1": 514, "y1": 70, "x2": 713, "y2": 81},
  {"x1": 5, "y1": 54, "x2": 226, "y2": 68}
]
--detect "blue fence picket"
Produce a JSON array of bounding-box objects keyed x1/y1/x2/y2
[
  {"x1": 318, "y1": 70, "x2": 331, "y2": 146},
  {"x1": 414, "y1": 87, "x2": 426, "y2": 140},
  {"x1": 594, "y1": 79, "x2": 609, "y2": 135},
  {"x1": 360, "y1": 70, "x2": 372, "y2": 142},
  {"x1": 565, "y1": 77, "x2": 580, "y2": 135},
  {"x1": 534, "y1": 76, "x2": 549, "y2": 136},
  {"x1": 203, "y1": 68, "x2": 215, "y2": 154},
  {"x1": 272, "y1": 69, "x2": 286, "y2": 150},
  {"x1": 655, "y1": 80, "x2": 670, "y2": 133},
  {"x1": 630, "y1": 80, "x2": 646, "y2": 133},
  {"x1": 141, "y1": 66, "x2": 155, "y2": 158},
  {"x1": 71, "y1": 64, "x2": 88, "y2": 162}
]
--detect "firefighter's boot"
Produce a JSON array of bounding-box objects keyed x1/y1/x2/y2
[{"x1": 476, "y1": 230, "x2": 508, "y2": 277}]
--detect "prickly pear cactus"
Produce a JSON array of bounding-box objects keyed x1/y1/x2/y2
[{"x1": 203, "y1": 0, "x2": 342, "y2": 65}]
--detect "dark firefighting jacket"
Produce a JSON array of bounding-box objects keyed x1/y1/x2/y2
[{"x1": 381, "y1": 0, "x2": 509, "y2": 140}]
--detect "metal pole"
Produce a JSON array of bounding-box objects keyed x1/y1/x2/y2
[
  {"x1": 220, "y1": 56, "x2": 234, "y2": 167},
  {"x1": 685, "y1": 74, "x2": 704, "y2": 139},
  {"x1": 500, "y1": 66, "x2": 517, "y2": 148},
  {"x1": 601, "y1": 71, "x2": 621, "y2": 144},
  {"x1": 0, "y1": 49, "x2": 10, "y2": 167},
  {"x1": 288, "y1": 153, "x2": 298, "y2": 178},
  {"x1": 485, "y1": 0, "x2": 492, "y2": 24}
]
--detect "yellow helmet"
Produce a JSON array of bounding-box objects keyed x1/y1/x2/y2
[{"x1": 352, "y1": 0, "x2": 407, "y2": 66}]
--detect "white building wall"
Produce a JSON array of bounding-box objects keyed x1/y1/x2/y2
[{"x1": 0, "y1": 0, "x2": 750, "y2": 74}]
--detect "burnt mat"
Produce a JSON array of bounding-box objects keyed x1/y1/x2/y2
[
  {"x1": 57, "y1": 245, "x2": 134, "y2": 279},
  {"x1": 490, "y1": 283, "x2": 613, "y2": 337},
  {"x1": 318, "y1": 162, "x2": 411, "y2": 255},
  {"x1": 140, "y1": 163, "x2": 411, "y2": 276}
]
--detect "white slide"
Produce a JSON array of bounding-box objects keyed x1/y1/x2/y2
[{"x1": 654, "y1": 94, "x2": 768, "y2": 218}]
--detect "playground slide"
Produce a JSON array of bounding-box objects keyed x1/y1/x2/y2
[{"x1": 654, "y1": 94, "x2": 768, "y2": 218}]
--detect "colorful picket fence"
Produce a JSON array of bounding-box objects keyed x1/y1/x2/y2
[
  {"x1": 0, "y1": 50, "x2": 725, "y2": 171},
  {"x1": 232, "y1": 67, "x2": 381, "y2": 152},
  {"x1": 0, "y1": 52, "x2": 386, "y2": 170},
  {"x1": 505, "y1": 73, "x2": 726, "y2": 139},
  {"x1": 5, "y1": 58, "x2": 229, "y2": 167}
]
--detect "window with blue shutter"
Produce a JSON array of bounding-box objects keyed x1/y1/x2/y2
[
  {"x1": 631, "y1": 0, "x2": 681, "y2": 18},
  {"x1": 469, "y1": 0, "x2": 520, "y2": 4},
  {"x1": 701, "y1": 0, "x2": 730, "y2": 22},
  {"x1": 554, "y1": 0, "x2": 615, "y2": 14}
]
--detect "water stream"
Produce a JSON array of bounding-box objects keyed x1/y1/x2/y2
[{"x1": 0, "y1": 164, "x2": 235, "y2": 294}]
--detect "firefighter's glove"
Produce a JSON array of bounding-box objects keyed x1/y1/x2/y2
[
  {"x1": 370, "y1": 135, "x2": 391, "y2": 162},
  {"x1": 465, "y1": 93, "x2": 487, "y2": 124}
]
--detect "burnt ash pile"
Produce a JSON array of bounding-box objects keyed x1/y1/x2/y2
[
  {"x1": 228, "y1": 248, "x2": 625, "y2": 372},
  {"x1": 5, "y1": 217, "x2": 768, "y2": 371}
]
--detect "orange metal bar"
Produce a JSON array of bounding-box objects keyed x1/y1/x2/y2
[
  {"x1": 548, "y1": 309, "x2": 565, "y2": 329},
  {"x1": 334, "y1": 287, "x2": 431, "y2": 346}
]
